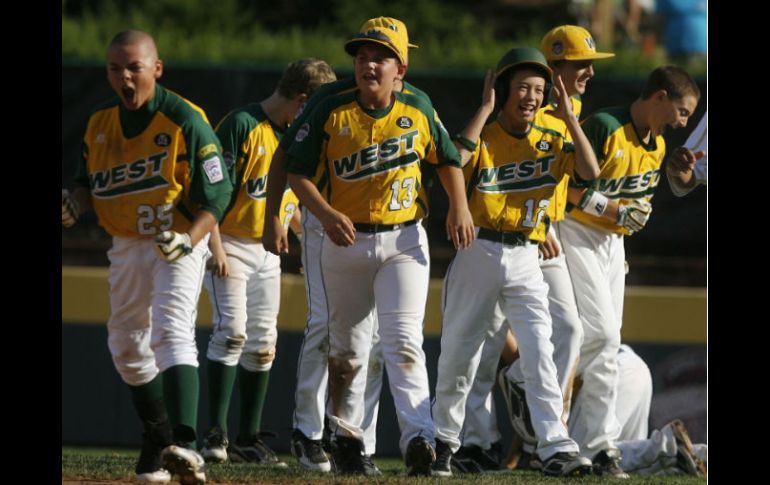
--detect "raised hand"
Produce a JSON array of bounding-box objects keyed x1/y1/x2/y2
[{"x1": 548, "y1": 74, "x2": 576, "y2": 122}]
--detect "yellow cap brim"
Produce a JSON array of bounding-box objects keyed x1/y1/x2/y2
[{"x1": 561, "y1": 52, "x2": 615, "y2": 60}]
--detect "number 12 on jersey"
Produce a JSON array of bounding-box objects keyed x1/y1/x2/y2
[{"x1": 521, "y1": 198, "x2": 549, "y2": 228}]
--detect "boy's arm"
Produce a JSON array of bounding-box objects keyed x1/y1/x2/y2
[
  {"x1": 207, "y1": 224, "x2": 229, "y2": 278},
  {"x1": 437, "y1": 165, "x2": 475, "y2": 250},
  {"x1": 263, "y1": 147, "x2": 291, "y2": 254},
  {"x1": 454, "y1": 70, "x2": 496, "y2": 167},
  {"x1": 550, "y1": 75, "x2": 600, "y2": 181}
]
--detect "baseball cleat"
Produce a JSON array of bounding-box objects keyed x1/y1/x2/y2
[{"x1": 291, "y1": 428, "x2": 331, "y2": 472}]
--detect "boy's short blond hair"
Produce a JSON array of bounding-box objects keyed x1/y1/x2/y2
[{"x1": 276, "y1": 58, "x2": 337, "y2": 99}]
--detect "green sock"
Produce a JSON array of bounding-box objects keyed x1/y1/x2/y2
[
  {"x1": 237, "y1": 366, "x2": 270, "y2": 442},
  {"x1": 162, "y1": 365, "x2": 199, "y2": 433},
  {"x1": 128, "y1": 374, "x2": 164, "y2": 404},
  {"x1": 207, "y1": 360, "x2": 237, "y2": 433}
]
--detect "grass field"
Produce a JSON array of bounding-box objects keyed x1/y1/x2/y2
[{"x1": 62, "y1": 447, "x2": 706, "y2": 484}]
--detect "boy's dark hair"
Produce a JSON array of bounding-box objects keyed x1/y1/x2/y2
[
  {"x1": 276, "y1": 58, "x2": 337, "y2": 99},
  {"x1": 640, "y1": 65, "x2": 700, "y2": 101}
]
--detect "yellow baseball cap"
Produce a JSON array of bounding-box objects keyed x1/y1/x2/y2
[
  {"x1": 344, "y1": 17, "x2": 418, "y2": 65},
  {"x1": 540, "y1": 25, "x2": 615, "y2": 61}
]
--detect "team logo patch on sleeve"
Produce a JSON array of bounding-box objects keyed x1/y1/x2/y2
[
  {"x1": 198, "y1": 143, "x2": 218, "y2": 159},
  {"x1": 295, "y1": 123, "x2": 310, "y2": 142},
  {"x1": 396, "y1": 116, "x2": 413, "y2": 129},
  {"x1": 203, "y1": 156, "x2": 224, "y2": 183},
  {"x1": 536, "y1": 140, "x2": 552, "y2": 151},
  {"x1": 154, "y1": 133, "x2": 171, "y2": 147}
]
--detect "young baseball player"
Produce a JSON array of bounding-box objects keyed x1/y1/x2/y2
[
  {"x1": 558, "y1": 65, "x2": 700, "y2": 476},
  {"x1": 457, "y1": 26, "x2": 616, "y2": 472},
  {"x1": 499, "y1": 337, "x2": 706, "y2": 477},
  {"x1": 285, "y1": 17, "x2": 474, "y2": 476},
  {"x1": 261, "y1": 24, "x2": 434, "y2": 472},
  {"x1": 666, "y1": 110, "x2": 707, "y2": 196},
  {"x1": 198, "y1": 59, "x2": 336, "y2": 467},
  {"x1": 573, "y1": 345, "x2": 707, "y2": 477},
  {"x1": 431, "y1": 47, "x2": 600, "y2": 478},
  {"x1": 61, "y1": 30, "x2": 232, "y2": 485}
]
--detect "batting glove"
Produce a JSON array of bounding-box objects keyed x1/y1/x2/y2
[
  {"x1": 616, "y1": 199, "x2": 652, "y2": 234},
  {"x1": 62, "y1": 189, "x2": 80, "y2": 227},
  {"x1": 576, "y1": 188, "x2": 609, "y2": 217},
  {"x1": 154, "y1": 230, "x2": 193, "y2": 263}
]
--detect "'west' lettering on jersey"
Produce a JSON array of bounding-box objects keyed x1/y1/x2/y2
[
  {"x1": 90, "y1": 152, "x2": 169, "y2": 198},
  {"x1": 247, "y1": 175, "x2": 268, "y2": 200},
  {"x1": 332, "y1": 130, "x2": 420, "y2": 181},
  {"x1": 476, "y1": 155, "x2": 558, "y2": 193},
  {"x1": 595, "y1": 169, "x2": 660, "y2": 198}
]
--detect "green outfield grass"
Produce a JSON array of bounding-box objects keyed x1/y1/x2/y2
[{"x1": 62, "y1": 447, "x2": 706, "y2": 484}]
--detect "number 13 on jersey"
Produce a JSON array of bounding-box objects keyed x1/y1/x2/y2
[{"x1": 389, "y1": 176, "x2": 415, "y2": 211}]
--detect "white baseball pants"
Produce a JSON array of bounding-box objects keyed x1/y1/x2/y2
[
  {"x1": 506, "y1": 222, "x2": 584, "y2": 416},
  {"x1": 460, "y1": 309, "x2": 507, "y2": 449},
  {"x1": 322, "y1": 223, "x2": 433, "y2": 454},
  {"x1": 107, "y1": 235, "x2": 209, "y2": 386},
  {"x1": 433, "y1": 234, "x2": 578, "y2": 459},
  {"x1": 292, "y1": 208, "x2": 385, "y2": 454},
  {"x1": 203, "y1": 235, "x2": 281, "y2": 372},
  {"x1": 559, "y1": 215, "x2": 625, "y2": 458}
]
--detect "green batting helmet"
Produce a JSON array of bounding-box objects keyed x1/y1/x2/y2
[
  {"x1": 495, "y1": 47, "x2": 552, "y2": 82},
  {"x1": 494, "y1": 47, "x2": 552, "y2": 108}
]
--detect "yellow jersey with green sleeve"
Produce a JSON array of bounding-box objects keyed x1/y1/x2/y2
[
  {"x1": 568, "y1": 106, "x2": 665, "y2": 235},
  {"x1": 73, "y1": 84, "x2": 232, "y2": 238},
  {"x1": 215, "y1": 103, "x2": 297, "y2": 239},
  {"x1": 286, "y1": 90, "x2": 460, "y2": 224},
  {"x1": 281, "y1": 79, "x2": 435, "y2": 219},
  {"x1": 465, "y1": 120, "x2": 576, "y2": 242},
  {"x1": 534, "y1": 95, "x2": 583, "y2": 223}
]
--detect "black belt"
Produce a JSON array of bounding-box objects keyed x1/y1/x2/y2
[
  {"x1": 353, "y1": 220, "x2": 418, "y2": 233},
  {"x1": 477, "y1": 227, "x2": 535, "y2": 246}
]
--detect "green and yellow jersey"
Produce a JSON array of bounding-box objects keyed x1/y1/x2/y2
[
  {"x1": 215, "y1": 103, "x2": 298, "y2": 239},
  {"x1": 568, "y1": 106, "x2": 665, "y2": 235},
  {"x1": 534, "y1": 95, "x2": 583, "y2": 223},
  {"x1": 286, "y1": 90, "x2": 460, "y2": 225},
  {"x1": 74, "y1": 84, "x2": 232, "y2": 238},
  {"x1": 465, "y1": 120, "x2": 576, "y2": 242},
  {"x1": 281, "y1": 78, "x2": 436, "y2": 219}
]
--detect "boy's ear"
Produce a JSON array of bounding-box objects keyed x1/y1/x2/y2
[
  {"x1": 396, "y1": 63, "x2": 408, "y2": 81},
  {"x1": 154, "y1": 59, "x2": 163, "y2": 79},
  {"x1": 653, "y1": 89, "x2": 668, "y2": 102}
]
